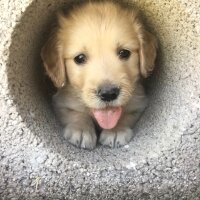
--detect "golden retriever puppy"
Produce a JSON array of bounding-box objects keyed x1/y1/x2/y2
[{"x1": 41, "y1": 0, "x2": 157, "y2": 149}]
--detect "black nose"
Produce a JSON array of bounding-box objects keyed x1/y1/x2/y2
[{"x1": 98, "y1": 84, "x2": 120, "y2": 102}]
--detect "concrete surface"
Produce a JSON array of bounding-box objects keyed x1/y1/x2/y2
[{"x1": 0, "y1": 0, "x2": 199, "y2": 199}]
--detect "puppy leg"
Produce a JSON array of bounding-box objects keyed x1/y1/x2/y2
[
  {"x1": 99, "y1": 112, "x2": 142, "y2": 148},
  {"x1": 57, "y1": 109, "x2": 97, "y2": 149}
]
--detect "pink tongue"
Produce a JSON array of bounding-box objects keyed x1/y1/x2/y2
[{"x1": 92, "y1": 107, "x2": 122, "y2": 130}]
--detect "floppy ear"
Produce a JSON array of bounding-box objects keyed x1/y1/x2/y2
[
  {"x1": 139, "y1": 30, "x2": 158, "y2": 78},
  {"x1": 41, "y1": 30, "x2": 66, "y2": 88}
]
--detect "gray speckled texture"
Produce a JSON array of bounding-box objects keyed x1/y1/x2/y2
[{"x1": 0, "y1": 0, "x2": 200, "y2": 199}]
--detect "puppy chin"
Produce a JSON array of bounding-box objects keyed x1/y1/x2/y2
[{"x1": 88, "y1": 97, "x2": 133, "y2": 130}]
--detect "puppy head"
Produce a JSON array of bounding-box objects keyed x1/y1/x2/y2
[{"x1": 41, "y1": 1, "x2": 157, "y2": 129}]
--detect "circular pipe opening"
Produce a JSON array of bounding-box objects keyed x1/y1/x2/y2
[{"x1": 7, "y1": 0, "x2": 199, "y2": 163}]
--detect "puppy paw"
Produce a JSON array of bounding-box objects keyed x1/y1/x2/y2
[
  {"x1": 63, "y1": 125, "x2": 97, "y2": 149},
  {"x1": 99, "y1": 128, "x2": 133, "y2": 148}
]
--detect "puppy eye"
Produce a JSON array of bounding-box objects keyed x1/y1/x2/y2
[
  {"x1": 118, "y1": 49, "x2": 131, "y2": 60},
  {"x1": 74, "y1": 54, "x2": 87, "y2": 65}
]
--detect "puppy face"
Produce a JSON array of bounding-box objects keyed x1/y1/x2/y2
[
  {"x1": 41, "y1": 1, "x2": 157, "y2": 129},
  {"x1": 63, "y1": 4, "x2": 141, "y2": 109}
]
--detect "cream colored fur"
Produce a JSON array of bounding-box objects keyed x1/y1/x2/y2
[{"x1": 41, "y1": 1, "x2": 157, "y2": 149}]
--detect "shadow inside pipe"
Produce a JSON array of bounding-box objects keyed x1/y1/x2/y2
[{"x1": 7, "y1": 0, "x2": 75, "y2": 154}]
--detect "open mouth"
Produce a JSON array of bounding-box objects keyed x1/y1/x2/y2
[{"x1": 92, "y1": 107, "x2": 122, "y2": 130}]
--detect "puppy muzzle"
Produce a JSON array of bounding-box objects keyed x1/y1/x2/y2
[{"x1": 97, "y1": 84, "x2": 121, "y2": 102}]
